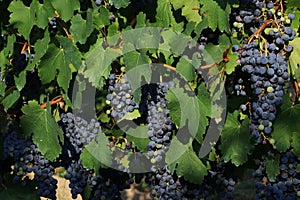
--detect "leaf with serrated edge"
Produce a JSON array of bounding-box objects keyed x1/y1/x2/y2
[
  {"x1": 70, "y1": 11, "x2": 93, "y2": 44},
  {"x1": 219, "y1": 111, "x2": 253, "y2": 166},
  {"x1": 108, "y1": 0, "x2": 130, "y2": 9},
  {"x1": 2, "y1": 90, "x2": 20, "y2": 112},
  {"x1": 20, "y1": 101, "x2": 64, "y2": 161},
  {"x1": 8, "y1": 1, "x2": 35, "y2": 40},
  {"x1": 265, "y1": 153, "x2": 280, "y2": 182},
  {"x1": 50, "y1": 0, "x2": 80, "y2": 21},
  {"x1": 84, "y1": 131, "x2": 112, "y2": 169},
  {"x1": 273, "y1": 103, "x2": 300, "y2": 156},
  {"x1": 166, "y1": 138, "x2": 208, "y2": 184}
]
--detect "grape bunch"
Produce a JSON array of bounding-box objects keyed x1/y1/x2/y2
[
  {"x1": 106, "y1": 73, "x2": 138, "y2": 121},
  {"x1": 254, "y1": 151, "x2": 300, "y2": 199},
  {"x1": 232, "y1": 0, "x2": 296, "y2": 142},
  {"x1": 64, "y1": 159, "x2": 89, "y2": 199},
  {"x1": 3, "y1": 122, "x2": 57, "y2": 199},
  {"x1": 60, "y1": 112, "x2": 100, "y2": 154},
  {"x1": 141, "y1": 81, "x2": 185, "y2": 199}
]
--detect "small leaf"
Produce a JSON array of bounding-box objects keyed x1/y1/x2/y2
[
  {"x1": 108, "y1": 0, "x2": 130, "y2": 9},
  {"x1": 33, "y1": 0, "x2": 55, "y2": 29},
  {"x1": 70, "y1": 11, "x2": 93, "y2": 44},
  {"x1": 14, "y1": 71, "x2": 26, "y2": 91},
  {"x1": 272, "y1": 102, "x2": 300, "y2": 157},
  {"x1": 289, "y1": 37, "x2": 300, "y2": 78},
  {"x1": 176, "y1": 56, "x2": 195, "y2": 81},
  {"x1": 20, "y1": 101, "x2": 64, "y2": 161},
  {"x1": 219, "y1": 111, "x2": 253, "y2": 166},
  {"x1": 84, "y1": 39, "x2": 121, "y2": 88},
  {"x1": 171, "y1": 0, "x2": 202, "y2": 23},
  {"x1": 84, "y1": 131, "x2": 112, "y2": 168},
  {"x1": 265, "y1": 153, "x2": 280, "y2": 182},
  {"x1": 8, "y1": 1, "x2": 35, "y2": 40},
  {"x1": 166, "y1": 138, "x2": 208, "y2": 184},
  {"x1": 50, "y1": 0, "x2": 80, "y2": 21},
  {"x1": 2, "y1": 90, "x2": 20, "y2": 111}
]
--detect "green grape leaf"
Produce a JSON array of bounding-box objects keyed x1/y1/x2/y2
[
  {"x1": 38, "y1": 37, "x2": 81, "y2": 92},
  {"x1": 126, "y1": 125, "x2": 150, "y2": 152},
  {"x1": 32, "y1": 0, "x2": 55, "y2": 29},
  {"x1": 161, "y1": 29, "x2": 190, "y2": 56},
  {"x1": 225, "y1": 50, "x2": 239, "y2": 75},
  {"x1": 289, "y1": 37, "x2": 300, "y2": 78},
  {"x1": 196, "y1": 0, "x2": 231, "y2": 33},
  {"x1": 84, "y1": 39, "x2": 121, "y2": 88},
  {"x1": 287, "y1": 0, "x2": 300, "y2": 8},
  {"x1": 204, "y1": 34, "x2": 230, "y2": 62},
  {"x1": 194, "y1": 84, "x2": 211, "y2": 143},
  {"x1": 166, "y1": 138, "x2": 208, "y2": 184},
  {"x1": 0, "y1": 82, "x2": 5, "y2": 97},
  {"x1": 136, "y1": 12, "x2": 147, "y2": 27},
  {"x1": 1, "y1": 90, "x2": 20, "y2": 112},
  {"x1": 176, "y1": 56, "x2": 195, "y2": 81},
  {"x1": 108, "y1": 0, "x2": 130, "y2": 9},
  {"x1": 70, "y1": 11, "x2": 93, "y2": 44},
  {"x1": 0, "y1": 175, "x2": 39, "y2": 200},
  {"x1": 166, "y1": 87, "x2": 200, "y2": 139},
  {"x1": 219, "y1": 111, "x2": 253, "y2": 166},
  {"x1": 14, "y1": 71, "x2": 26, "y2": 91},
  {"x1": 8, "y1": 1, "x2": 35, "y2": 40},
  {"x1": 171, "y1": 0, "x2": 202, "y2": 23},
  {"x1": 20, "y1": 101, "x2": 64, "y2": 161},
  {"x1": 155, "y1": 0, "x2": 182, "y2": 30},
  {"x1": 272, "y1": 103, "x2": 300, "y2": 156},
  {"x1": 92, "y1": 6, "x2": 110, "y2": 28},
  {"x1": 265, "y1": 153, "x2": 280, "y2": 182},
  {"x1": 27, "y1": 31, "x2": 50, "y2": 70},
  {"x1": 83, "y1": 131, "x2": 112, "y2": 170},
  {"x1": 50, "y1": 0, "x2": 80, "y2": 21}
]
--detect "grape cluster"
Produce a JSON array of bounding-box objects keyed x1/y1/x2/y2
[
  {"x1": 141, "y1": 81, "x2": 185, "y2": 199},
  {"x1": 60, "y1": 112, "x2": 100, "y2": 154},
  {"x1": 254, "y1": 152, "x2": 300, "y2": 199},
  {"x1": 64, "y1": 159, "x2": 89, "y2": 199},
  {"x1": 106, "y1": 73, "x2": 138, "y2": 121},
  {"x1": 232, "y1": 0, "x2": 296, "y2": 142},
  {"x1": 3, "y1": 123, "x2": 57, "y2": 199}
]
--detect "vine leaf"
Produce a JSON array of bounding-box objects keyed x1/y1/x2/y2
[
  {"x1": 1, "y1": 90, "x2": 20, "y2": 112},
  {"x1": 287, "y1": 0, "x2": 300, "y2": 8},
  {"x1": 32, "y1": 0, "x2": 55, "y2": 29},
  {"x1": 20, "y1": 101, "x2": 64, "y2": 161},
  {"x1": 265, "y1": 153, "x2": 280, "y2": 182},
  {"x1": 27, "y1": 31, "x2": 50, "y2": 70},
  {"x1": 70, "y1": 11, "x2": 93, "y2": 44},
  {"x1": 108, "y1": 0, "x2": 130, "y2": 9},
  {"x1": 166, "y1": 87, "x2": 200, "y2": 138},
  {"x1": 84, "y1": 39, "x2": 121, "y2": 88},
  {"x1": 176, "y1": 56, "x2": 195, "y2": 81},
  {"x1": 196, "y1": 0, "x2": 231, "y2": 33},
  {"x1": 38, "y1": 36, "x2": 81, "y2": 92},
  {"x1": 225, "y1": 49, "x2": 239, "y2": 75},
  {"x1": 50, "y1": 0, "x2": 80, "y2": 21},
  {"x1": 92, "y1": 6, "x2": 110, "y2": 28},
  {"x1": 272, "y1": 103, "x2": 300, "y2": 157},
  {"x1": 219, "y1": 111, "x2": 253, "y2": 166},
  {"x1": 8, "y1": 1, "x2": 35, "y2": 41},
  {"x1": 155, "y1": 0, "x2": 182, "y2": 30},
  {"x1": 171, "y1": 0, "x2": 202, "y2": 23},
  {"x1": 83, "y1": 131, "x2": 112, "y2": 171},
  {"x1": 289, "y1": 37, "x2": 300, "y2": 79},
  {"x1": 204, "y1": 34, "x2": 230, "y2": 62},
  {"x1": 166, "y1": 138, "x2": 208, "y2": 184}
]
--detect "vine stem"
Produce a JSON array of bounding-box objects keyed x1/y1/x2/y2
[{"x1": 39, "y1": 96, "x2": 64, "y2": 109}]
